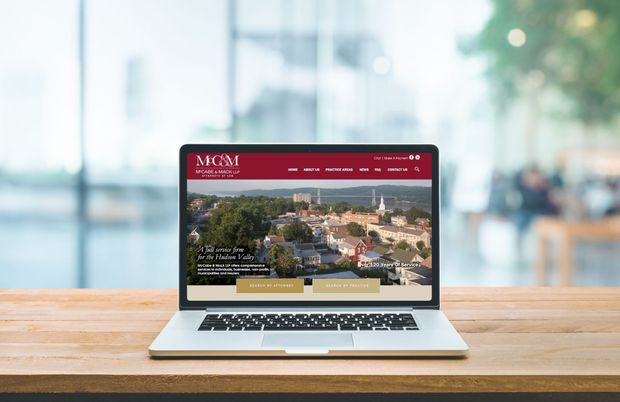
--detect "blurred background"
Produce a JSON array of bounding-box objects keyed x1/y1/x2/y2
[{"x1": 1, "y1": 0, "x2": 620, "y2": 288}]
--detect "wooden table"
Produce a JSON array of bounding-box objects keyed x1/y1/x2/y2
[
  {"x1": 0, "y1": 288, "x2": 619, "y2": 396},
  {"x1": 534, "y1": 216, "x2": 620, "y2": 286}
]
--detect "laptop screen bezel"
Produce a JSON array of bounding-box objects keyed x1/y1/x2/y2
[{"x1": 178, "y1": 144, "x2": 440, "y2": 309}]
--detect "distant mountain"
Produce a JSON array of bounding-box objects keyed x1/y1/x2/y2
[{"x1": 238, "y1": 185, "x2": 432, "y2": 212}]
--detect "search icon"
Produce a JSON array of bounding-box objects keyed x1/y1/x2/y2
[{"x1": 414, "y1": 166, "x2": 420, "y2": 172}]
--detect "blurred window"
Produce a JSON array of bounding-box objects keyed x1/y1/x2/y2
[
  {"x1": 83, "y1": 0, "x2": 229, "y2": 287},
  {"x1": 0, "y1": 0, "x2": 79, "y2": 287}
]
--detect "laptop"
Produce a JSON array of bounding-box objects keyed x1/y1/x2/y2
[{"x1": 149, "y1": 144, "x2": 468, "y2": 357}]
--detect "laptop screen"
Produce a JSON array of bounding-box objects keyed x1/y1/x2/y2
[{"x1": 184, "y1": 151, "x2": 434, "y2": 302}]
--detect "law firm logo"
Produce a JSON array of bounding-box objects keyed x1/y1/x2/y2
[
  {"x1": 196, "y1": 154, "x2": 240, "y2": 167},
  {"x1": 192, "y1": 153, "x2": 241, "y2": 179}
]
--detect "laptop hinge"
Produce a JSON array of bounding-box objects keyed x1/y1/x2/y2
[
  {"x1": 202, "y1": 305, "x2": 437, "y2": 312},
  {"x1": 202, "y1": 306, "x2": 417, "y2": 312}
]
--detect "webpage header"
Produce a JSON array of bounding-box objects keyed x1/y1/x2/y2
[{"x1": 187, "y1": 152, "x2": 432, "y2": 180}]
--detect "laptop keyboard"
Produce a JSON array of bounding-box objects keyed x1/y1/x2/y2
[{"x1": 198, "y1": 313, "x2": 418, "y2": 331}]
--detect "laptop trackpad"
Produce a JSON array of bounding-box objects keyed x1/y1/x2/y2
[{"x1": 262, "y1": 333, "x2": 353, "y2": 348}]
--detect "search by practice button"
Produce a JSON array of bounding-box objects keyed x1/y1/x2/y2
[{"x1": 313, "y1": 279, "x2": 380, "y2": 293}]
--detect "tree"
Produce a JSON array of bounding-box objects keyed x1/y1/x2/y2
[
  {"x1": 331, "y1": 202, "x2": 353, "y2": 214},
  {"x1": 275, "y1": 253, "x2": 297, "y2": 277},
  {"x1": 416, "y1": 240, "x2": 426, "y2": 251},
  {"x1": 395, "y1": 240, "x2": 411, "y2": 251},
  {"x1": 419, "y1": 247, "x2": 432, "y2": 259},
  {"x1": 187, "y1": 193, "x2": 218, "y2": 207},
  {"x1": 380, "y1": 212, "x2": 393, "y2": 225},
  {"x1": 346, "y1": 222, "x2": 365, "y2": 237},
  {"x1": 282, "y1": 220, "x2": 313, "y2": 243},
  {"x1": 293, "y1": 201, "x2": 309, "y2": 213},
  {"x1": 351, "y1": 205, "x2": 375, "y2": 213},
  {"x1": 335, "y1": 259, "x2": 357, "y2": 271},
  {"x1": 466, "y1": 0, "x2": 620, "y2": 126},
  {"x1": 269, "y1": 244, "x2": 297, "y2": 277},
  {"x1": 404, "y1": 206, "x2": 431, "y2": 225},
  {"x1": 269, "y1": 244, "x2": 285, "y2": 263},
  {"x1": 186, "y1": 207, "x2": 194, "y2": 220},
  {"x1": 386, "y1": 237, "x2": 395, "y2": 245},
  {"x1": 206, "y1": 204, "x2": 260, "y2": 251},
  {"x1": 186, "y1": 240, "x2": 200, "y2": 285},
  {"x1": 368, "y1": 230, "x2": 381, "y2": 243}
]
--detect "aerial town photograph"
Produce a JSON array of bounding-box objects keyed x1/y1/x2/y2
[{"x1": 186, "y1": 180, "x2": 432, "y2": 287}]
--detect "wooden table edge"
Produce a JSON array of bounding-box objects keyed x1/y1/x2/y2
[{"x1": 1, "y1": 374, "x2": 619, "y2": 393}]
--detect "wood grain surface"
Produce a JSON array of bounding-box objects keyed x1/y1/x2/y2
[{"x1": 0, "y1": 288, "x2": 619, "y2": 393}]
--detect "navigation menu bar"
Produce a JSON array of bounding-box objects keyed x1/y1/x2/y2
[{"x1": 187, "y1": 152, "x2": 432, "y2": 180}]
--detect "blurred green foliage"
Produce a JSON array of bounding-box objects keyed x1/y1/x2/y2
[{"x1": 466, "y1": 0, "x2": 620, "y2": 125}]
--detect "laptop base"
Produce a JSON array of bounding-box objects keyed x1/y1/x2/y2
[{"x1": 149, "y1": 309, "x2": 468, "y2": 357}]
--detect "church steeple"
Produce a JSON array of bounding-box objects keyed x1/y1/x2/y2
[{"x1": 378, "y1": 194, "x2": 385, "y2": 211}]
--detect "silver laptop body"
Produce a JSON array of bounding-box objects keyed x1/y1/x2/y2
[{"x1": 149, "y1": 144, "x2": 468, "y2": 357}]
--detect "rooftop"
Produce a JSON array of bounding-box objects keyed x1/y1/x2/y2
[
  {"x1": 401, "y1": 264, "x2": 432, "y2": 278},
  {"x1": 300, "y1": 249, "x2": 320, "y2": 258},
  {"x1": 299, "y1": 243, "x2": 316, "y2": 250},
  {"x1": 373, "y1": 245, "x2": 391, "y2": 255},
  {"x1": 361, "y1": 251, "x2": 382, "y2": 259},
  {"x1": 273, "y1": 241, "x2": 297, "y2": 250},
  {"x1": 345, "y1": 236, "x2": 371, "y2": 246},
  {"x1": 345, "y1": 211, "x2": 379, "y2": 216},
  {"x1": 391, "y1": 248, "x2": 419, "y2": 263},
  {"x1": 267, "y1": 235, "x2": 285, "y2": 243},
  {"x1": 380, "y1": 225, "x2": 426, "y2": 236}
]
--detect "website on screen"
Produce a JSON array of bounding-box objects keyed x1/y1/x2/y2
[{"x1": 185, "y1": 152, "x2": 433, "y2": 301}]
